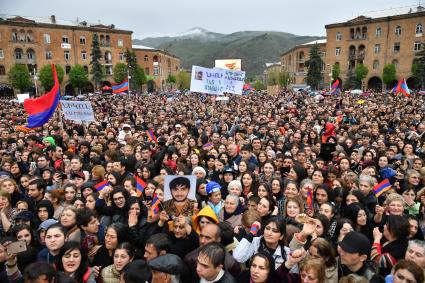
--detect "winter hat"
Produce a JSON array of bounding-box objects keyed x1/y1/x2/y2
[
  {"x1": 192, "y1": 166, "x2": 206, "y2": 177},
  {"x1": 206, "y1": 181, "x2": 221, "y2": 195}
]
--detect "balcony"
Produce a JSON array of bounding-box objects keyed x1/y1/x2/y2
[{"x1": 297, "y1": 59, "x2": 305, "y2": 63}]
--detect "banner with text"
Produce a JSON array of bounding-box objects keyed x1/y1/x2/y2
[
  {"x1": 190, "y1": 65, "x2": 245, "y2": 95},
  {"x1": 60, "y1": 100, "x2": 95, "y2": 122}
]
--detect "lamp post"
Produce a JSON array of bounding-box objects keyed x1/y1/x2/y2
[
  {"x1": 327, "y1": 64, "x2": 332, "y2": 91},
  {"x1": 33, "y1": 72, "x2": 38, "y2": 97}
]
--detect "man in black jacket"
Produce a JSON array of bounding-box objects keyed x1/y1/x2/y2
[{"x1": 196, "y1": 243, "x2": 236, "y2": 283}]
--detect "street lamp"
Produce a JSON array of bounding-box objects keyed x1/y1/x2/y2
[{"x1": 33, "y1": 72, "x2": 38, "y2": 97}]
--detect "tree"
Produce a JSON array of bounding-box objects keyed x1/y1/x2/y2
[
  {"x1": 8, "y1": 64, "x2": 33, "y2": 92},
  {"x1": 278, "y1": 71, "x2": 291, "y2": 88},
  {"x1": 332, "y1": 63, "x2": 341, "y2": 81},
  {"x1": 90, "y1": 33, "x2": 104, "y2": 89},
  {"x1": 412, "y1": 43, "x2": 425, "y2": 88},
  {"x1": 166, "y1": 74, "x2": 177, "y2": 89},
  {"x1": 343, "y1": 69, "x2": 358, "y2": 89},
  {"x1": 39, "y1": 64, "x2": 65, "y2": 91},
  {"x1": 267, "y1": 71, "x2": 279, "y2": 86},
  {"x1": 354, "y1": 63, "x2": 369, "y2": 89},
  {"x1": 305, "y1": 44, "x2": 324, "y2": 89},
  {"x1": 176, "y1": 71, "x2": 190, "y2": 89},
  {"x1": 113, "y1": 63, "x2": 128, "y2": 84},
  {"x1": 69, "y1": 64, "x2": 89, "y2": 94},
  {"x1": 253, "y1": 80, "x2": 266, "y2": 91},
  {"x1": 125, "y1": 49, "x2": 146, "y2": 92},
  {"x1": 382, "y1": 64, "x2": 397, "y2": 89}
]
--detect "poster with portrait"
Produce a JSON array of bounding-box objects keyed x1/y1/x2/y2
[{"x1": 163, "y1": 175, "x2": 197, "y2": 202}]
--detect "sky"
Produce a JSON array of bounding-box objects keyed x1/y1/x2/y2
[{"x1": 1, "y1": 0, "x2": 422, "y2": 39}]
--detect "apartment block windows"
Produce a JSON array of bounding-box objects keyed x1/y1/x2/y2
[
  {"x1": 395, "y1": 26, "x2": 401, "y2": 35},
  {"x1": 335, "y1": 47, "x2": 341, "y2": 56},
  {"x1": 374, "y1": 44, "x2": 380, "y2": 54},
  {"x1": 393, "y1": 42, "x2": 400, "y2": 53},
  {"x1": 64, "y1": 50, "x2": 70, "y2": 60},
  {"x1": 336, "y1": 32, "x2": 342, "y2": 41}
]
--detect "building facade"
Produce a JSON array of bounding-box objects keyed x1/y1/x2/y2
[
  {"x1": 0, "y1": 15, "x2": 132, "y2": 95},
  {"x1": 280, "y1": 40, "x2": 327, "y2": 85},
  {"x1": 325, "y1": 7, "x2": 425, "y2": 89},
  {"x1": 133, "y1": 45, "x2": 181, "y2": 92}
]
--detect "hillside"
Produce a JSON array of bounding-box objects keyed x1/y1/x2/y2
[{"x1": 133, "y1": 28, "x2": 324, "y2": 77}]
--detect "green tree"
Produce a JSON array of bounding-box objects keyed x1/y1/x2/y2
[
  {"x1": 382, "y1": 64, "x2": 397, "y2": 90},
  {"x1": 176, "y1": 71, "x2": 190, "y2": 89},
  {"x1": 90, "y1": 33, "x2": 104, "y2": 89},
  {"x1": 8, "y1": 64, "x2": 32, "y2": 92},
  {"x1": 167, "y1": 74, "x2": 177, "y2": 89},
  {"x1": 253, "y1": 80, "x2": 266, "y2": 91},
  {"x1": 39, "y1": 64, "x2": 65, "y2": 91},
  {"x1": 412, "y1": 43, "x2": 425, "y2": 88},
  {"x1": 332, "y1": 63, "x2": 341, "y2": 81},
  {"x1": 343, "y1": 69, "x2": 358, "y2": 89},
  {"x1": 267, "y1": 70, "x2": 279, "y2": 86},
  {"x1": 278, "y1": 71, "x2": 291, "y2": 88},
  {"x1": 124, "y1": 49, "x2": 146, "y2": 92},
  {"x1": 113, "y1": 63, "x2": 128, "y2": 84},
  {"x1": 354, "y1": 63, "x2": 369, "y2": 88},
  {"x1": 305, "y1": 44, "x2": 324, "y2": 89},
  {"x1": 69, "y1": 64, "x2": 89, "y2": 94}
]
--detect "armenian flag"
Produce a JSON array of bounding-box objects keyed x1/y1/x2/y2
[
  {"x1": 146, "y1": 129, "x2": 157, "y2": 143},
  {"x1": 135, "y1": 176, "x2": 147, "y2": 197},
  {"x1": 306, "y1": 187, "x2": 314, "y2": 211},
  {"x1": 373, "y1": 179, "x2": 392, "y2": 197},
  {"x1": 112, "y1": 80, "x2": 129, "y2": 94},
  {"x1": 331, "y1": 79, "x2": 340, "y2": 89},
  {"x1": 151, "y1": 194, "x2": 160, "y2": 216},
  {"x1": 391, "y1": 78, "x2": 410, "y2": 97},
  {"x1": 24, "y1": 64, "x2": 60, "y2": 128},
  {"x1": 94, "y1": 180, "x2": 110, "y2": 192}
]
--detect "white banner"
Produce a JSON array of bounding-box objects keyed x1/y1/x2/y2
[
  {"x1": 59, "y1": 100, "x2": 95, "y2": 122},
  {"x1": 17, "y1": 93, "x2": 30, "y2": 103},
  {"x1": 190, "y1": 65, "x2": 245, "y2": 95}
]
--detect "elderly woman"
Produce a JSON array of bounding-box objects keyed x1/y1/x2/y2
[
  {"x1": 219, "y1": 194, "x2": 243, "y2": 228},
  {"x1": 192, "y1": 166, "x2": 207, "y2": 180},
  {"x1": 358, "y1": 174, "x2": 378, "y2": 213},
  {"x1": 374, "y1": 193, "x2": 405, "y2": 228}
]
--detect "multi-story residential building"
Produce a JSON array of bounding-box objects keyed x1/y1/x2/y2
[
  {"x1": 0, "y1": 15, "x2": 132, "y2": 95},
  {"x1": 325, "y1": 6, "x2": 425, "y2": 89},
  {"x1": 133, "y1": 45, "x2": 180, "y2": 92},
  {"x1": 280, "y1": 39, "x2": 327, "y2": 85}
]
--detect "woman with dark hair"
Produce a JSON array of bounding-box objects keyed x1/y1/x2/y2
[
  {"x1": 256, "y1": 182, "x2": 274, "y2": 200},
  {"x1": 257, "y1": 197, "x2": 276, "y2": 226},
  {"x1": 333, "y1": 218, "x2": 354, "y2": 243},
  {"x1": 55, "y1": 241, "x2": 95, "y2": 283},
  {"x1": 241, "y1": 172, "x2": 258, "y2": 199},
  {"x1": 270, "y1": 178, "x2": 285, "y2": 215},
  {"x1": 12, "y1": 224, "x2": 41, "y2": 271},
  {"x1": 388, "y1": 259, "x2": 424, "y2": 283},
  {"x1": 92, "y1": 223, "x2": 130, "y2": 271},
  {"x1": 237, "y1": 251, "x2": 276, "y2": 283},
  {"x1": 286, "y1": 163, "x2": 307, "y2": 183},
  {"x1": 371, "y1": 214, "x2": 410, "y2": 277},
  {"x1": 37, "y1": 223, "x2": 67, "y2": 264},
  {"x1": 96, "y1": 186, "x2": 131, "y2": 225},
  {"x1": 314, "y1": 184, "x2": 335, "y2": 213},
  {"x1": 36, "y1": 200, "x2": 54, "y2": 224},
  {"x1": 234, "y1": 216, "x2": 290, "y2": 269},
  {"x1": 343, "y1": 203, "x2": 374, "y2": 242},
  {"x1": 311, "y1": 169, "x2": 327, "y2": 186},
  {"x1": 101, "y1": 242, "x2": 135, "y2": 283},
  {"x1": 259, "y1": 161, "x2": 275, "y2": 183},
  {"x1": 406, "y1": 215, "x2": 424, "y2": 240}
]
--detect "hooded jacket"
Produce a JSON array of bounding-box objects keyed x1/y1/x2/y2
[{"x1": 192, "y1": 206, "x2": 219, "y2": 235}]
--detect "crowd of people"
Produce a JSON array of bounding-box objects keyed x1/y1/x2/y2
[{"x1": 0, "y1": 89, "x2": 424, "y2": 283}]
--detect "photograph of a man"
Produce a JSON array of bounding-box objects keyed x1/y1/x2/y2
[
  {"x1": 195, "y1": 71, "x2": 203, "y2": 80},
  {"x1": 163, "y1": 175, "x2": 197, "y2": 217}
]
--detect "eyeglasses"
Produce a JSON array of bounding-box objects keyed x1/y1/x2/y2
[{"x1": 113, "y1": 196, "x2": 125, "y2": 202}]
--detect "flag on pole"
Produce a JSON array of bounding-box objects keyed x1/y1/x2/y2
[
  {"x1": 151, "y1": 194, "x2": 160, "y2": 216},
  {"x1": 135, "y1": 176, "x2": 147, "y2": 197},
  {"x1": 331, "y1": 79, "x2": 340, "y2": 89},
  {"x1": 391, "y1": 78, "x2": 410, "y2": 97},
  {"x1": 94, "y1": 180, "x2": 110, "y2": 192},
  {"x1": 24, "y1": 64, "x2": 61, "y2": 128},
  {"x1": 306, "y1": 187, "x2": 314, "y2": 211},
  {"x1": 146, "y1": 129, "x2": 157, "y2": 143},
  {"x1": 112, "y1": 80, "x2": 129, "y2": 94},
  {"x1": 373, "y1": 179, "x2": 392, "y2": 197}
]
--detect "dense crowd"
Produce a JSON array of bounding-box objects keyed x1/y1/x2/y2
[{"x1": 0, "y1": 90, "x2": 424, "y2": 283}]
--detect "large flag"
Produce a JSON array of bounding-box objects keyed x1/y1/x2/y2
[
  {"x1": 373, "y1": 179, "x2": 392, "y2": 197},
  {"x1": 330, "y1": 79, "x2": 340, "y2": 95},
  {"x1": 24, "y1": 64, "x2": 60, "y2": 128},
  {"x1": 112, "y1": 80, "x2": 129, "y2": 94},
  {"x1": 391, "y1": 78, "x2": 410, "y2": 97}
]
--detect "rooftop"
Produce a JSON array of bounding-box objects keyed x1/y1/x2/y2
[
  {"x1": 132, "y1": 44, "x2": 155, "y2": 50},
  {"x1": 301, "y1": 39, "x2": 327, "y2": 46}
]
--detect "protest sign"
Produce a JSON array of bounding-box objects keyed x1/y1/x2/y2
[
  {"x1": 17, "y1": 93, "x2": 30, "y2": 103},
  {"x1": 190, "y1": 65, "x2": 245, "y2": 95},
  {"x1": 59, "y1": 100, "x2": 95, "y2": 122}
]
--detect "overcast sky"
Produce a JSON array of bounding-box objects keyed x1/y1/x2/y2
[{"x1": 1, "y1": 0, "x2": 420, "y2": 39}]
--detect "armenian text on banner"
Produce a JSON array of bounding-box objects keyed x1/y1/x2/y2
[
  {"x1": 59, "y1": 100, "x2": 95, "y2": 122},
  {"x1": 190, "y1": 65, "x2": 246, "y2": 95}
]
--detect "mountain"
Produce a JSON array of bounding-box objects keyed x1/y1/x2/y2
[{"x1": 133, "y1": 28, "x2": 324, "y2": 77}]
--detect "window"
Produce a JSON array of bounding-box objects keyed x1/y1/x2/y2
[
  {"x1": 104, "y1": 51, "x2": 112, "y2": 63},
  {"x1": 373, "y1": 60, "x2": 379, "y2": 69},
  {"x1": 0, "y1": 49, "x2": 3, "y2": 59},
  {"x1": 118, "y1": 39, "x2": 123, "y2": 47},
  {"x1": 44, "y1": 34, "x2": 51, "y2": 44},
  {"x1": 336, "y1": 32, "x2": 342, "y2": 41},
  {"x1": 0, "y1": 65, "x2": 5, "y2": 76},
  {"x1": 416, "y1": 24, "x2": 423, "y2": 35},
  {"x1": 11, "y1": 30, "x2": 18, "y2": 41},
  {"x1": 395, "y1": 26, "x2": 401, "y2": 35},
  {"x1": 64, "y1": 51, "x2": 70, "y2": 60},
  {"x1": 65, "y1": 65, "x2": 71, "y2": 74},
  {"x1": 375, "y1": 27, "x2": 382, "y2": 37},
  {"x1": 27, "y1": 49, "x2": 35, "y2": 60},
  {"x1": 105, "y1": 35, "x2": 110, "y2": 46},
  {"x1": 145, "y1": 67, "x2": 150, "y2": 75},
  {"x1": 26, "y1": 31, "x2": 33, "y2": 42},
  {"x1": 393, "y1": 42, "x2": 400, "y2": 53},
  {"x1": 144, "y1": 55, "x2": 149, "y2": 62},
  {"x1": 153, "y1": 66, "x2": 159, "y2": 75},
  {"x1": 80, "y1": 36, "x2": 86, "y2": 45},
  {"x1": 45, "y1": 51, "x2": 52, "y2": 60},
  {"x1": 81, "y1": 51, "x2": 87, "y2": 60},
  {"x1": 14, "y1": 48, "x2": 23, "y2": 60},
  {"x1": 100, "y1": 35, "x2": 105, "y2": 46},
  {"x1": 374, "y1": 44, "x2": 380, "y2": 54},
  {"x1": 414, "y1": 41, "x2": 422, "y2": 51},
  {"x1": 62, "y1": 35, "x2": 69, "y2": 43},
  {"x1": 335, "y1": 47, "x2": 341, "y2": 56},
  {"x1": 105, "y1": 65, "x2": 112, "y2": 75},
  {"x1": 119, "y1": 53, "x2": 124, "y2": 62}
]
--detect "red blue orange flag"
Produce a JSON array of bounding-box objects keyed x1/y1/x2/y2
[
  {"x1": 306, "y1": 187, "x2": 314, "y2": 210},
  {"x1": 151, "y1": 194, "x2": 160, "y2": 215},
  {"x1": 24, "y1": 64, "x2": 60, "y2": 128},
  {"x1": 391, "y1": 78, "x2": 410, "y2": 97},
  {"x1": 135, "y1": 176, "x2": 147, "y2": 197},
  {"x1": 112, "y1": 80, "x2": 129, "y2": 94},
  {"x1": 94, "y1": 180, "x2": 110, "y2": 192},
  {"x1": 373, "y1": 179, "x2": 392, "y2": 197},
  {"x1": 146, "y1": 129, "x2": 157, "y2": 143},
  {"x1": 331, "y1": 79, "x2": 339, "y2": 89}
]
